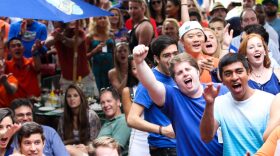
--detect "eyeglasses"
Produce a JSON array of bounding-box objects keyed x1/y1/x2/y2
[
  {"x1": 16, "y1": 112, "x2": 33, "y2": 118},
  {"x1": 100, "y1": 87, "x2": 113, "y2": 93},
  {"x1": 152, "y1": 0, "x2": 161, "y2": 5}
]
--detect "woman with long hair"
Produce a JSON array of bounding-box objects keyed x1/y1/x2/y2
[
  {"x1": 202, "y1": 28, "x2": 222, "y2": 59},
  {"x1": 58, "y1": 84, "x2": 101, "y2": 145},
  {"x1": 108, "y1": 42, "x2": 130, "y2": 95},
  {"x1": 87, "y1": 16, "x2": 115, "y2": 91},
  {"x1": 148, "y1": 0, "x2": 166, "y2": 35},
  {"x1": 239, "y1": 33, "x2": 280, "y2": 95},
  {"x1": 122, "y1": 55, "x2": 150, "y2": 156},
  {"x1": 108, "y1": 8, "x2": 128, "y2": 43},
  {"x1": 165, "y1": 0, "x2": 181, "y2": 22}
]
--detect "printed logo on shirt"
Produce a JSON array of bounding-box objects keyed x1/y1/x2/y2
[{"x1": 22, "y1": 31, "x2": 36, "y2": 42}]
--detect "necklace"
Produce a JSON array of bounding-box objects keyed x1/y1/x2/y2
[{"x1": 252, "y1": 70, "x2": 264, "y2": 78}]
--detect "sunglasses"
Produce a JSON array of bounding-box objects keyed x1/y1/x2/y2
[{"x1": 152, "y1": 0, "x2": 161, "y2": 5}]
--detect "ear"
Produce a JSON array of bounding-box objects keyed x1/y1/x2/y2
[{"x1": 154, "y1": 55, "x2": 159, "y2": 64}]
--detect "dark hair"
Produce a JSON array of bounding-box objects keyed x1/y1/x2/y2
[
  {"x1": 243, "y1": 24, "x2": 269, "y2": 45},
  {"x1": 189, "y1": 8, "x2": 202, "y2": 22},
  {"x1": 7, "y1": 37, "x2": 21, "y2": 49},
  {"x1": 127, "y1": 55, "x2": 138, "y2": 87},
  {"x1": 0, "y1": 108, "x2": 15, "y2": 148},
  {"x1": 218, "y1": 53, "x2": 250, "y2": 80},
  {"x1": 149, "y1": 0, "x2": 166, "y2": 22},
  {"x1": 18, "y1": 122, "x2": 45, "y2": 146},
  {"x1": 166, "y1": 0, "x2": 181, "y2": 21},
  {"x1": 100, "y1": 87, "x2": 120, "y2": 101},
  {"x1": 10, "y1": 98, "x2": 33, "y2": 112},
  {"x1": 63, "y1": 84, "x2": 90, "y2": 144},
  {"x1": 209, "y1": 17, "x2": 227, "y2": 27},
  {"x1": 150, "y1": 35, "x2": 177, "y2": 58}
]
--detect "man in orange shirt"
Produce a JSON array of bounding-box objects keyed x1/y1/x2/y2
[{"x1": 5, "y1": 37, "x2": 41, "y2": 98}]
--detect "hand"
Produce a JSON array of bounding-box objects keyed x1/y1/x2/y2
[
  {"x1": 199, "y1": 58, "x2": 215, "y2": 72},
  {"x1": 0, "y1": 123, "x2": 21, "y2": 138},
  {"x1": 52, "y1": 28, "x2": 64, "y2": 41},
  {"x1": 0, "y1": 74, "x2": 7, "y2": 84},
  {"x1": 133, "y1": 44, "x2": 149, "y2": 64},
  {"x1": 31, "y1": 39, "x2": 44, "y2": 53},
  {"x1": 162, "y1": 124, "x2": 175, "y2": 138},
  {"x1": 75, "y1": 144, "x2": 88, "y2": 153},
  {"x1": 203, "y1": 83, "x2": 221, "y2": 105},
  {"x1": 94, "y1": 42, "x2": 105, "y2": 52},
  {"x1": 20, "y1": 20, "x2": 27, "y2": 35},
  {"x1": 222, "y1": 23, "x2": 233, "y2": 49}
]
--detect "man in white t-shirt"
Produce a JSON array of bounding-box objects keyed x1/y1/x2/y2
[{"x1": 200, "y1": 53, "x2": 280, "y2": 156}]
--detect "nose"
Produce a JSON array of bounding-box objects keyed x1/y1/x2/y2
[
  {"x1": 30, "y1": 143, "x2": 36, "y2": 151},
  {"x1": 231, "y1": 72, "x2": 239, "y2": 81}
]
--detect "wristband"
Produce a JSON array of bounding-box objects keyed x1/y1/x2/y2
[
  {"x1": 159, "y1": 126, "x2": 162, "y2": 135},
  {"x1": 181, "y1": 3, "x2": 188, "y2": 6}
]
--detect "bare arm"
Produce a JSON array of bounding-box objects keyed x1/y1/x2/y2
[
  {"x1": 181, "y1": 0, "x2": 190, "y2": 22},
  {"x1": 137, "y1": 21, "x2": 154, "y2": 46},
  {"x1": 122, "y1": 87, "x2": 132, "y2": 121},
  {"x1": 108, "y1": 69, "x2": 127, "y2": 95},
  {"x1": 200, "y1": 83, "x2": 220, "y2": 142},
  {"x1": 127, "y1": 103, "x2": 175, "y2": 138},
  {"x1": 220, "y1": 23, "x2": 234, "y2": 58},
  {"x1": 133, "y1": 45, "x2": 166, "y2": 106},
  {"x1": 263, "y1": 93, "x2": 280, "y2": 141}
]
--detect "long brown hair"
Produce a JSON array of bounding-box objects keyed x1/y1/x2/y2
[{"x1": 63, "y1": 84, "x2": 90, "y2": 144}]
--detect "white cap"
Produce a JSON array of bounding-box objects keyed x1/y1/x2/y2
[{"x1": 179, "y1": 21, "x2": 204, "y2": 39}]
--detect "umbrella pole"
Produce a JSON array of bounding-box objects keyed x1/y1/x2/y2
[{"x1": 73, "y1": 21, "x2": 79, "y2": 83}]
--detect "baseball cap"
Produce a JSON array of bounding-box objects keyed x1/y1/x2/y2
[
  {"x1": 210, "y1": 2, "x2": 227, "y2": 16},
  {"x1": 179, "y1": 21, "x2": 205, "y2": 39},
  {"x1": 262, "y1": 0, "x2": 278, "y2": 7}
]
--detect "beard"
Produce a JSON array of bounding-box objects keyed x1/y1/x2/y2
[{"x1": 266, "y1": 10, "x2": 277, "y2": 17}]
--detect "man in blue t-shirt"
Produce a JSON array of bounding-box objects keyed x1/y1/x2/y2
[
  {"x1": 8, "y1": 19, "x2": 47, "y2": 58},
  {"x1": 132, "y1": 43, "x2": 227, "y2": 156},
  {"x1": 127, "y1": 35, "x2": 178, "y2": 156}
]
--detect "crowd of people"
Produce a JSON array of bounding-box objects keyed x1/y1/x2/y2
[{"x1": 0, "y1": 0, "x2": 280, "y2": 155}]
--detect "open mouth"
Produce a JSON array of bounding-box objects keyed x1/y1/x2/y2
[
  {"x1": 193, "y1": 43, "x2": 201, "y2": 48},
  {"x1": 231, "y1": 83, "x2": 242, "y2": 92},
  {"x1": 0, "y1": 137, "x2": 8, "y2": 145},
  {"x1": 184, "y1": 78, "x2": 192, "y2": 88},
  {"x1": 205, "y1": 43, "x2": 213, "y2": 48},
  {"x1": 254, "y1": 53, "x2": 262, "y2": 59}
]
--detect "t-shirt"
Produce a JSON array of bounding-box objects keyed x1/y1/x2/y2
[
  {"x1": 214, "y1": 90, "x2": 275, "y2": 156},
  {"x1": 98, "y1": 114, "x2": 131, "y2": 149},
  {"x1": 134, "y1": 68, "x2": 176, "y2": 148},
  {"x1": 163, "y1": 83, "x2": 228, "y2": 156},
  {"x1": 8, "y1": 20, "x2": 47, "y2": 58}
]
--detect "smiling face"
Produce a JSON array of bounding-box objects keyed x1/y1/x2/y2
[
  {"x1": 0, "y1": 116, "x2": 13, "y2": 149},
  {"x1": 245, "y1": 36, "x2": 266, "y2": 67},
  {"x1": 109, "y1": 9, "x2": 120, "y2": 25},
  {"x1": 181, "y1": 29, "x2": 205, "y2": 55},
  {"x1": 202, "y1": 29, "x2": 218, "y2": 56},
  {"x1": 20, "y1": 133, "x2": 44, "y2": 156},
  {"x1": 100, "y1": 91, "x2": 121, "y2": 120},
  {"x1": 162, "y1": 21, "x2": 179, "y2": 40},
  {"x1": 221, "y1": 61, "x2": 252, "y2": 101},
  {"x1": 173, "y1": 61, "x2": 202, "y2": 98},
  {"x1": 14, "y1": 106, "x2": 33, "y2": 124},
  {"x1": 66, "y1": 88, "x2": 81, "y2": 109}
]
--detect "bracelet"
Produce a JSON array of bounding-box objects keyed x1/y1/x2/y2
[
  {"x1": 181, "y1": 3, "x2": 188, "y2": 6},
  {"x1": 159, "y1": 126, "x2": 162, "y2": 135}
]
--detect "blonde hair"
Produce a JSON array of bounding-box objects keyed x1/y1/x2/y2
[
  {"x1": 108, "y1": 8, "x2": 124, "y2": 29},
  {"x1": 162, "y1": 18, "x2": 180, "y2": 40},
  {"x1": 202, "y1": 28, "x2": 221, "y2": 58},
  {"x1": 87, "y1": 16, "x2": 111, "y2": 38},
  {"x1": 90, "y1": 136, "x2": 121, "y2": 156}
]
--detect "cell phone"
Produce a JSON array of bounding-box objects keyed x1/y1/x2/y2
[{"x1": 232, "y1": 2, "x2": 242, "y2": 7}]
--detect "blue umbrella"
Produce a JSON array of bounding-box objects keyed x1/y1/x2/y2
[{"x1": 0, "y1": 0, "x2": 112, "y2": 22}]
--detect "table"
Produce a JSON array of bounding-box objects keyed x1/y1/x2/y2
[{"x1": 34, "y1": 106, "x2": 63, "y2": 130}]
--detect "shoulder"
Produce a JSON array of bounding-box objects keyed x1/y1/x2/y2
[
  {"x1": 108, "y1": 68, "x2": 117, "y2": 77},
  {"x1": 273, "y1": 68, "x2": 280, "y2": 80}
]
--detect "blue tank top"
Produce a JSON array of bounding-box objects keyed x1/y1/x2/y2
[{"x1": 248, "y1": 72, "x2": 280, "y2": 95}]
